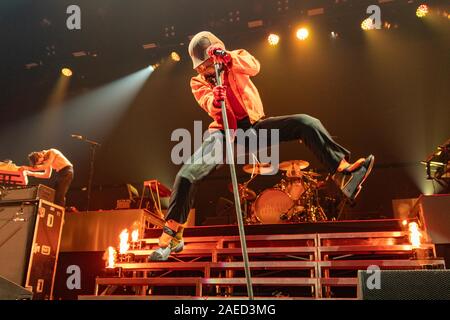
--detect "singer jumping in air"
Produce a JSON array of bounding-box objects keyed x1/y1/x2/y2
[
  {"x1": 21, "y1": 148, "x2": 74, "y2": 207},
  {"x1": 149, "y1": 31, "x2": 375, "y2": 261}
]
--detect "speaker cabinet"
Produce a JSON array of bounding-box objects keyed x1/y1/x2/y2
[
  {"x1": 357, "y1": 269, "x2": 450, "y2": 300},
  {"x1": 0, "y1": 203, "x2": 37, "y2": 286},
  {"x1": 0, "y1": 200, "x2": 64, "y2": 300},
  {"x1": 0, "y1": 184, "x2": 55, "y2": 203}
]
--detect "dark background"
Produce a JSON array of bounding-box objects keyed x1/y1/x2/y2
[{"x1": 0, "y1": 0, "x2": 449, "y2": 223}]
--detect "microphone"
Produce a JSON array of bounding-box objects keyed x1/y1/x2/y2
[
  {"x1": 71, "y1": 134, "x2": 83, "y2": 140},
  {"x1": 212, "y1": 49, "x2": 227, "y2": 57}
]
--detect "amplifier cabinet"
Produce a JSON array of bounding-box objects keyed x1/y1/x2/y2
[
  {"x1": 0, "y1": 184, "x2": 55, "y2": 204},
  {"x1": 0, "y1": 200, "x2": 64, "y2": 300},
  {"x1": 0, "y1": 203, "x2": 37, "y2": 286}
]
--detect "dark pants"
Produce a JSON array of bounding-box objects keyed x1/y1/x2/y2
[
  {"x1": 166, "y1": 114, "x2": 350, "y2": 224},
  {"x1": 54, "y1": 166, "x2": 74, "y2": 207}
]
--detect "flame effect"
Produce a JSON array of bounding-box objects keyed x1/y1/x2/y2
[
  {"x1": 106, "y1": 246, "x2": 116, "y2": 268},
  {"x1": 131, "y1": 229, "x2": 139, "y2": 243},
  {"x1": 408, "y1": 222, "x2": 422, "y2": 248},
  {"x1": 119, "y1": 229, "x2": 130, "y2": 254}
]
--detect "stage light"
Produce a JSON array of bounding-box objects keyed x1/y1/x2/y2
[
  {"x1": 361, "y1": 18, "x2": 375, "y2": 31},
  {"x1": 61, "y1": 68, "x2": 73, "y2": 77},
  {"x1": 267, "y1": 33, "x2": 280, "y2": 46},
  {"x1": 148, "y1": 64, "x2": 159, "y2": 72},
  {"x1": 296, "y1": 28, "x2": 309, "y2": 40},
  {"x1": 330, "y1": 31, "x2": 339, "y2": 39},
  {"x1": 416, "y1": 4, "x2": 429, "y2": 18},
  {"x1": 170, "y1": 51, "x2": 181, "y2": 62}
]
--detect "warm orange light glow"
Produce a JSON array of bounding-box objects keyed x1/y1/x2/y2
[
  {"x1": 402, "y1": 219, "x2": 408, "y2": 226},
  {"x1": 361, "y1": 18, "x2": 374, "y2": 31},
  {"x1": 267, "y1": 33, "x2": 280, "y2": 46},
  {"x1": 131, "y1": 229, "x2": 139, "y2": 242},
  {"x1": 61, "y1": 68, "x2": 73, "y2": 77},
  {"x1": 408, "y1": 222, "x2": 423, "y2": 248},
  {"x1": 119, "y1": 229, "x2": 130, "y2": 254},
  {"x1": 170, "y1": 51, "x2": 181, "y2": 62},
  {"x1": 150, "y1": 63, "x2": 160, "y2": 71},
  {"x1": 296, "y1": 28, "x2": 309, "y2": 40},
  {"x1": 416, "y1": 4, "x2": 429, "y2": 18},
  {"x1": 106, "y1": 246, "x2": 116, "y2": 268}
]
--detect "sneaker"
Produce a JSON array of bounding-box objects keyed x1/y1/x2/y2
[
  {"x1": 148, "y1": 246, "x2": 171, "y2": 261},
  {"x1": 171, "y1": 239, "x2": 184, "y2": 253},
  {"x1": 147, "y1": 239, "x2": 184, "y2": 261},
  {"x1": 334, "y1": 154, "x2": 375, "y2": 201}
]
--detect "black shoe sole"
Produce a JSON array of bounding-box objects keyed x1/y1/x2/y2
[{"x1": 342, "y1": 155, "x2": 375, "y2": 200}]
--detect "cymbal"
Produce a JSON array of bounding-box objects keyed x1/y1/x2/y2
[
  {"x1": 228, "y1": 183, "x2": 257, "y2": 201},
  {"x1": 243, "y1": 163, "x2": 275, "y2": 175},
  {"x1": 279, "y1": 160, "x2": 309, "y2": 171}
]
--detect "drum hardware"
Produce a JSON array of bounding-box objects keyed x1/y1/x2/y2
[
  {"x1": 229, "y1": 160, "x2": 334, "y2": 224},
  {"x1": 227, "y1": 182, "x2": 256, "y2": 201},
  {"x1": 279, "y1": 160, "x2": 309, "y2": 178},
  {"x1": 251, "y1": 160, "x2": 331, "y2": 224},
  {"x1": 228, "y1": 164, "x2": 264, "y2": 224},
  {"x1": 242, "y1": 163, "x2": 275, "y2": 175}
]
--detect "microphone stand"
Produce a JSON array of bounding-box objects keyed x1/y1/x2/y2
[
  {"x1": 214, "y1": 60, "x2": 254, "y2": 300},
  {"x1": 77, "y1": 137, "x2": 101, "y2": 212}
]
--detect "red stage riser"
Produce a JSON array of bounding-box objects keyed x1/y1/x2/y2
[{"x1": 75, "y1": 222, "x2": 445, "y2": 300}]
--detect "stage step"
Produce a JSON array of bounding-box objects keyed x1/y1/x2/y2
[
  {"x1": 95, "y1": 277, "x2": 318, "y2": 297},
  {"x1": 128, "y1": 232, "x2": 435, "y2": 262},
  {"x1": 126, "y1": 246, "x2": 317, "y2": 261},
  {"x1": 115, "y1": 260, "x2": 317, "y2": 278},
  {"x1": 93, "y1": 226, "x2": 445, "y2": 299},
  {"x1": 116, "y1": 259, "x2": 443, "y2": 273}
]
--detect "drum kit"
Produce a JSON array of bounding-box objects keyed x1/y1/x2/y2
[{"x1": 230, "y1": 160, "x2": 332, "y2": 224}]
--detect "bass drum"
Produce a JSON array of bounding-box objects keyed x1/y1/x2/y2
[{"x1": 254, "y1": 188, "x2": 294, "y2": 224}]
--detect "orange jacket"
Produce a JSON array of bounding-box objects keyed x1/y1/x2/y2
[{"x1": 190, "y1": 49, "x2": 265, "y2": 130}]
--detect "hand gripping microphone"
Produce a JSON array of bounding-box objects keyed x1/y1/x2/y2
[{"x1": 211, "y1": 49, "x2": 227, "y2": 57}]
